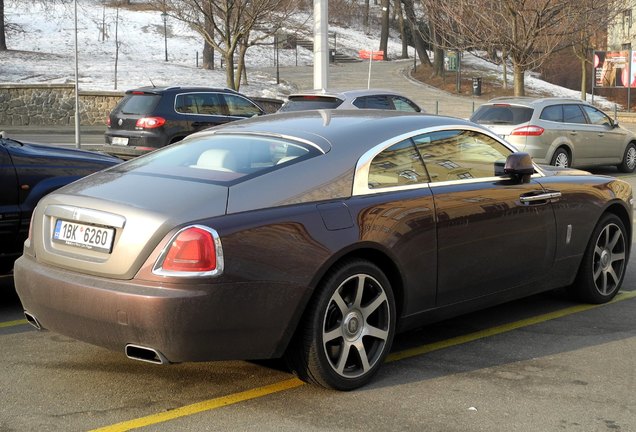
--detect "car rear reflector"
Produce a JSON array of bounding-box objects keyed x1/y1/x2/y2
[
  {"x1": 136, "y1": 117, "x2": 166, "y2": 129},
  {"x1": 153, "y1": 226, "x2": 224, "y2": 277},
  {"x1": 511, "y1": 125, "x2": 545, "y2": 136}
]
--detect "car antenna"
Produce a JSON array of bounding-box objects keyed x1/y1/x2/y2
[{"x1": 149, "y1": 78, "x2": 156, "y2": 88}]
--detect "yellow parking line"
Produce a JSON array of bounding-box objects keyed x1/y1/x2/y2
[
  {"x1": 89, "y1": 378, "x2": 305, "y2": 432},
  {"x1": 0, "y1": 319, "x2": 28, "y2": 329},
  {"x1": 89, "y1": 290, "x2": 636, "y2": 431},
  {"x1": 386, "y1": 290, "x2": 636, "y2": 363}
]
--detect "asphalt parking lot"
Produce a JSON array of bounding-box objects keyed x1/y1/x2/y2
[{"x1": 1, "y1": 170, "x2": 635, "y2": 432}]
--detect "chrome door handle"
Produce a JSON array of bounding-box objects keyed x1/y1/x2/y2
[{"x1": 520, "y1": 192, "x2": 562, "y2": 203}]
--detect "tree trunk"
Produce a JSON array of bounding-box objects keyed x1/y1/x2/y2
[
  {"x1": 235, "y1": 43, "x2": 248, "y2": 91},
  {"x1": 580, "y1": 56, "x2": 587, "y2": 100},
  {"x1": 395, "y1": 0, "x2": 408, "y2": 59},
  {"x1": 0, "y1": 0, "x2": 7, "y2": 51},
  {"x1": 513, "y1": 63, "x2": 525, "y2": 96},
  {"x1": 401, "y1": 0, "x2": 431, "y2": 66},
  {"x1": 379, "y1": 0, "x2": 390, "y2": 60},
  {"x1": 225, "y1": 53, "x2": 236, "y2": 90},
  {"x1": 202, "y1": 9, "x2": 214, "y2": 70},
  {"x1": 364, "y1": 0, "x2": 370, "y2": 32}
]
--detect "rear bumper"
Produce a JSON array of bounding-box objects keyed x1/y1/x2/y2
[{"x1": 14, "y1": 254, "x2": 307, "y2": 362}]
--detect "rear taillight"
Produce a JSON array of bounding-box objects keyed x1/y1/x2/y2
[
  {"x1": 136, "y1": 117, "x2": 166, "y2": 129},
  {"x1": 153, "y1": 226, "x2": 223, "y2": 277},
  {"x1": 106, "y1": 117, "x2": 111, "y2": 127},
  {"x1": 511, "y1": 125, "x2": 544, "y2": 136}
]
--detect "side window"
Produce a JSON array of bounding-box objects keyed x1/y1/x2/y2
[
  {"x1": 353, "y1": 96, "x2": 392, "y2": 110},
  {"x1": 581, "y1": 105, "x2": 613, "y2": 127},
  {"x1": 175, "y1": 94, "x2": 198, "y2": 114},
  {"x1": 562, "y1": 104, "x2": 587, "y2": 124},
  {"x1": 540, "y1": 105, "x2": 563, "y2": 122},
  {"x1": 415, "y1": 130, "x2": 511, "y2": 182},
  {"x1": 368, "y1": 139, "x2": 430, "y2": 189},
  {"x1": 224, "y1": 95, "x2": 263, "y2": 118},
  {"x1": 391, "y1": 96, "x2": 420, "y2": 112},
  {"x1": 198, "y1": 93, "x2": 229, "y2": 115}
]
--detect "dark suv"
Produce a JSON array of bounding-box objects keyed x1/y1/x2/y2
[{"x1": 104, "y1": 86, "x2": 266, "y2": 157}]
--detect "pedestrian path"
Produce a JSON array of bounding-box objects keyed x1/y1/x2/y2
[{"x1": 256, "y1": 59, "x2": 486, "y2": 119}]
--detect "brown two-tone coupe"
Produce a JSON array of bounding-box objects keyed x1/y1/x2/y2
[{"x1": 14, "y1": 110, "x2": 632, "y2": 390}]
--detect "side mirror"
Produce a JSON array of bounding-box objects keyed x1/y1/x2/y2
[{"x1": 504, "y1": 152, "x2": 534, "y2": 181}]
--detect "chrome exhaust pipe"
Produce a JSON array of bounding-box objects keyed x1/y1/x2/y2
[
  {"x1": 125, "y1": 344, "x2": 169, "y2": 365},
  {"x1": 23, "y1": 311, "x2": 43, "y2": 330}
]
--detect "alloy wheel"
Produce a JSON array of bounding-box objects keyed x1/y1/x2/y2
[
  {"x1": 592, "y1": 222, "x2": 626, "y2": 295},
  {"x1": 322, "y1": 273, "x2": 391, "y2": 379}
]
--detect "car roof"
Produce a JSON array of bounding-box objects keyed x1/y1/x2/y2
[
  {"x1": 484, "y1": 96, "x2": 585, "y2": 107},
  {"x1": 125, "y1": 86, "x2": 238, "y2": 95},
  {"x1": 287, "y1": 88, "x2": 412, "y2": 99},
  {"x1": 191, "y1": 109, "x2": 472, "y2": 154}
]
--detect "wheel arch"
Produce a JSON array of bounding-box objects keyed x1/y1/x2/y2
[
  {"x1": 603, "y1": 201, "x2": 632, "y2": 253},
  {"x1": 549, "y1": 144, "x2": 572, "y2": 165},
  {"x1": 307, "y1": 245, "x2": 406, "y2": 322}
]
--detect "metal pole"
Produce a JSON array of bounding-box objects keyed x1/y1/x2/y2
[
  {"x1": 74, "y1": 0, "x2": 81, "y2": 149},
  {"x1": 162, "y1": 13, "x2": 168, "y2": 62},
  {"x1": 413, "y1": 46, "x2": 416, "y2": 73},
  {"x1": 313, "y1": 0, "x2": 328, "y2": 90},
  {"x1": 275, "y1": 34, "x2": 280, "y2": 84}
]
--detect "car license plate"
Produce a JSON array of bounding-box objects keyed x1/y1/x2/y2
[
  {"x1": 111, "y1": 137, "x2": 129, "y2": 146},
  {"x1": 53, "y1": 220, "x2": 115, "y2": 253}
]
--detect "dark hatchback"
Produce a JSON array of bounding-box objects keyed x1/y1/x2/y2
[
  {"x1": 104, "y1": 86, "x2": 266, "y2": 157},
  {"x1": 0, "y1": 135, "x2": 121, "y2": 273}
]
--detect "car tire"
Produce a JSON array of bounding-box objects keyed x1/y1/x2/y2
[
  {"x1": 570, "y1": 213, "x2": 627, "y2": 304},
  {"x1": 618, "y1": 143, "x2": 636, "y2": 173},
  {"x1": 285, "y1": 259, "x2": 396, "y2": 390},
  {"x1": 550, "y1": 148, "x2": 570, "y2": 168}
]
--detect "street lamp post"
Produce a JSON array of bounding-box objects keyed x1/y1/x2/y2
[{"x1": 161, "y1": 12, "x2": 168, "y2": 62}]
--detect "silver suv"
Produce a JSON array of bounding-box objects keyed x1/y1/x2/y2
[{"x1": 470, "y1": 97, "x2": 636, "y2": 172}]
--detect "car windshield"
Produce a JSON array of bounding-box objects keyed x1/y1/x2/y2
[
  {"x1": 471, "y1": 105, "x2": 534, "y2": 125},
  {"x1": 117, "y1": 134, "x2": 319, "y2": 183},
  {"x1": 118, "y1": 94, "x2": 161, "y2": 115},
  {"x1": 279, "y1": 96, "x2": 344, "y2": 112}
]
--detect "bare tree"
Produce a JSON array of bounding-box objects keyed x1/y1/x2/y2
[
  {"x1": 401, "y1": 0, "x2": 431, "y2": 66},
  {"x1": 428, "y1": 0, "x2": 583, "y2": 96},
  {"x1": 568, "y1": 0, "x2": 627, "y2": 99},
  {"x1": 161, "y1": 0, "x2": 299, "y2": 91},
  {"x1": 379, "y1": 0, "x2": 390, "y2": 60}
]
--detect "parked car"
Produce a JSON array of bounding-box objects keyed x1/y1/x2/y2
[
  {"x1": 278, "y1": 89, "x2": 424, "y2": 112},
  {"x1": 0, "y1": 134, "x2": 121, "y2": 274},
  {"x1": 470, "y1": 97, "x2": 636, "y2": 172},
  {"x1": 15, "y1": 111, "x2": 631, "y2": 390},
  {"x1": 104, "y1": 86, "x2": 266, "y2": 158}
]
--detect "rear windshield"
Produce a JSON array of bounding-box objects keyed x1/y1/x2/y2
[
  {"x1": 279, "y1": 96, "x2": 343, "y2": 112},
  {"x1": 471, "y1": 105, "x2": 534, "y2": 125},
  {"x1": 117, "y1": 134, "x2": 321, "y2": 184},
  {"x1": 117, "y1": 94, "x2": 161, "y2": 115}
]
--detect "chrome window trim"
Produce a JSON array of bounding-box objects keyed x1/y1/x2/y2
[
  {"x1": 352, "y1": 125, "x2": 545, "y2": 196},
  {"x1": 206, "y1": 130, "x2": 327, "y2": 154},
  {"x1": 153, "y1": 225, "x2": 224, "y2": 278}
]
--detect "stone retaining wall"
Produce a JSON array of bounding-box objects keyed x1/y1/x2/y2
[
  {"x1": 0, "y1": 84, "x2": 283, "y2": 127},
  {"x1": 0, "y1": 84, "x2": 123, "y2": 126}
]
